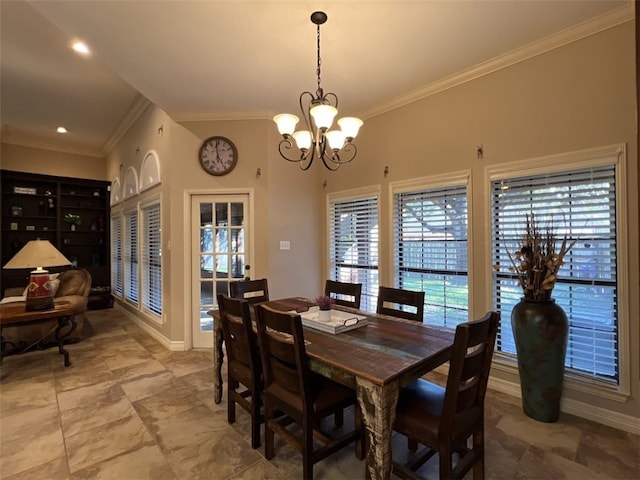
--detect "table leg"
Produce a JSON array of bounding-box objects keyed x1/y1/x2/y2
[
  {"x1": 213, "y1": 324, "x2": 224, "y2": 404},
  {"x1": 356, "y1": 377, "x2": 399, "y2": 480},
  {"x1": 55, "y1": 315, "x2": 77, "y2": 367}
]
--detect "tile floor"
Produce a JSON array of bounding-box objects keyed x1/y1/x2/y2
[{"x1": 1, "y1": 307, "x2": 638, "y2": 479}]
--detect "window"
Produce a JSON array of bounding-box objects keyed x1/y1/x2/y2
[
  {"x1": 491, "y1": 150, "x2": 622, "y2": 386},
  {"x1": 110, "y1": 214, "x2": 122, "y2": 297},
  {"x1": 124, "y1": 209, "x2": 139, "y2": 305},
  {"x1": 141, "y1": 201, "x2": 162, "y2": 317},
  {"x1": 392, "y1": 177, "x2": 469, "y2": 326},
  {"x1": 328, "y1": 188, "x2": 379, "y2": 311}
]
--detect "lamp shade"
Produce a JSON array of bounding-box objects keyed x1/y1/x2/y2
[{"x1": 3, "y1": 240, "x2": 71, "y2": 269}]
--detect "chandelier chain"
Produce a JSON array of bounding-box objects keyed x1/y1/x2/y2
[{"x1": 316, "y1": 23, "x2": 322, "y2": 93}]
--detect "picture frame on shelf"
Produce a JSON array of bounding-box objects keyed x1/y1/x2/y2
[{"x1": 10, "y1": 205, "x2": 22, "y2": 216}]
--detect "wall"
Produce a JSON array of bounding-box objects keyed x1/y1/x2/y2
[
  {"x1": 324, "y1": 21, "x2": 639, "y2": 427},
  {"x1": 1, "y1": 143, "x2": 106, "y2": 180},
  {"x1": 105, "y1": 103, "x2": 322, "y2": 346}
]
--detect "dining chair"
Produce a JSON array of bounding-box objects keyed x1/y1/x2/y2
[
  {"x1": 229, "y1": 278, "x2": 269, "y2": 304},
  {"x1": 217, "y1": 294, "x2": 263, "y2": 448},
  {"x1": 255, "y1": 304, "x2": 364, "y2": 480},
  {"x1": 376, "y1": 286, "x2": 425, "y2": 322},
  {"x1": 392, "y1": 311, "x2": 500, "y2": 480},
  {"x1": 324, "y1": 279, "x2": 362, "y2": 309}
]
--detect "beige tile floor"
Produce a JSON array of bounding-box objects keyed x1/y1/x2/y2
[{"x1": 1, "y1": 307, "x2": 638, "y2": 480}]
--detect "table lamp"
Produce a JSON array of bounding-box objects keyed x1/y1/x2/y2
[{"x1": 3, "y1": 239, "x2": 71, "y2": 311}]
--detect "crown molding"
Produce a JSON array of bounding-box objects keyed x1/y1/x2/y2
[
  {"x1": 101, "y1": 95, "x2": 151, "y2": 155},
  {"x1": 362, "y1": 2, "x2": 634, "y2": 120}
]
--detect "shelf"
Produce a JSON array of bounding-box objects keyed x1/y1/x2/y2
[{"x1": 2, "y1": 169, "x2": 111, "y2": 290}]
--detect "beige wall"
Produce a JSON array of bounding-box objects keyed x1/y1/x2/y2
[
  {"x1": 325, "y1": 22, "x2": 639, "y2": 424},
  {"x1": 104, "y1": 103, "x2": 322, "y2": 343},
  {"x1": 1, "y1": 143, "x2": 107, "y2": 180}
]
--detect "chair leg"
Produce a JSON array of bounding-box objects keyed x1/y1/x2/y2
[
  {"x1": 472, "y1": 430, "x2": 485, "y2": 480},
  {"x1": 439, "y1": 445, "x2": 453, "y2": 480},
  {"x1": 355, "y1": 403, "x2": 365, "y2": 460},
  {"x1": 264, "y1": 403, "x2": 275, "y2": 460},
  {"x1": 408, "y1": 438, "x2": 418, "y2": 452},
  {"x1": 303, "y1": 419, "x2": 314, "y2": 480},
  {"x1": 227, "y1": 377, "x2": 237, "y2": 424},
  {"x1": 250, "y1": 390, "x2": 261, "y2": 449}
]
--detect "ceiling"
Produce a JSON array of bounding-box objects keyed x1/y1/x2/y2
[{"x1": 0, "y1": 0, "x2": 632, "y2": 158}]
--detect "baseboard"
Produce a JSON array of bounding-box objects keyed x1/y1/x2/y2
[
  {"x1": 113, "y1": 303, "x2": 186, "y2": 351},
  {"x1": 488, "y1": 375, "x2": 640, "y2": 435}
]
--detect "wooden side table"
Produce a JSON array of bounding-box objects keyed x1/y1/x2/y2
[{"x1": 0, "y1": 300, "x2": 77, "y2": 367}]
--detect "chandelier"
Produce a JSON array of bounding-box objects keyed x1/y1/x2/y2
[{"x1": 273, "y1": 11, "x2": 363, "y2": 171}]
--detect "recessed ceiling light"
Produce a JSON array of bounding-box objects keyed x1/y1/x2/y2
[
  {"x1": 57, "y1": 127, "x2": 68, "y2": 133},
  {"x1": 72, "y1": 41, "x2": 90, "y2": 56}
]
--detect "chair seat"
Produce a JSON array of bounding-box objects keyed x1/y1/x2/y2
[
  {"x1": 265, "y1": 373, "x2": 355, "y2": 415},
  {"x1": 395, "y1": 379, "x2": 483, "y2": 445}
]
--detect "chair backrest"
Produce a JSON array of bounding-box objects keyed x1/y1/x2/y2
[
  {"x1": 230, "y1": 278, "x2": 269, "y2": 304},
  {"x1": 324, "y1": 280, "x2": 362, "y2": 309},
  {"x1": 255, "y1": 304, "x2": 312, "y2": 414},
  {"x1": 217, "y1": 294, "x2": 260, "y2": 376},
  {"x1": 376, "y1": 286, "x2": 425, "y2": 322},
  {"x1": 440, "y1": 311, "x2": 499, "y2": 433}
]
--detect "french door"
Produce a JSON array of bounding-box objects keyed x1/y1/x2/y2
[{"x1": 191, "y1": 194, "x2": 251, "y2": 348}]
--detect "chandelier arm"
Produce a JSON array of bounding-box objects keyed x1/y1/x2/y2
[
  {"x1": 320, "y1": 152, "x2": 341, "y2": 171},
  {"x1": 277, "y1": 138, "x2": 307, "y2": 163},
  {"x1": 299, "y1": 91, "x2": 316, "y2": 133},
  {"x1": 324, "y1": 143, "x2": 357, "y2": 166},
  {"x1": 323, "y1": 92, "x2": 338, "y2": 108}
]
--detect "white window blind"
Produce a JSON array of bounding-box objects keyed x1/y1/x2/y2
[
  {"x1": 124, "y1": 209, "x2": 139, "y2": 305},
  {"x1": 491, "y1": 165, "x2": 618, "y2": 383},
  {"x1": 393, "y1": 184, "x2": 468, "y2": 326},
  {"x1": 142, "y1": 202, "x2": 162, "y2": 317},
  {"x1": 328, "y1": 194, "x2": 379, "y2": 311},
  {"x1": 110, "y1": 215, "x2": 123, "y2": 297}
]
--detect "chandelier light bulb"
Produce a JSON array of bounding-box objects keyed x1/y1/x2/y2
[
  {"x1": 337, "y1": 117, "x2": 363, "y2": 140},
  {"x1": 325, "y1": 130, "x2": 346, "y2": 151},
  {"x1": 309, "y1": 104, "x2": 337, "y2": 130},
  {"x1": 292, "y1": 130, "x2": 313, "y2": 150},
  {"x1": 273, "y1": 114, "x2": 299, "y2": 136}
]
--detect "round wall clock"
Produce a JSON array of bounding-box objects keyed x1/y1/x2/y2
[{"x1": 198, "y1": 136, "x2": 238, "y2": 176}]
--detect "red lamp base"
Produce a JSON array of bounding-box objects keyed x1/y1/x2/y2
[{"x1": 25, "y1": 269, "x2": 54, "y2": 311}]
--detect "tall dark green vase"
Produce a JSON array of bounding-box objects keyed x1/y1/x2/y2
[{"x1": 511, "y1": 298, "x2": 568, "y2": 422}]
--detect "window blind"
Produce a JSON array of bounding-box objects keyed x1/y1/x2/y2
[
  {"x1": 491, "y1": 165, "x2": 618, "y2": 382},
  {"x1": 124, "y1": 209, "x2": 139, "y2": 305},
  {"x1": 328, "y1": 195, "x2": 379, "y2": 312},
  {"x1": 142, "y1": 202, "x2": 162, "y2": 317},
  {"x1": 110, "y1": 215, "x2": 123, "y2": 297},
  {"x1": 393, "y1": 184, "x2": 468, "y2": 327}
]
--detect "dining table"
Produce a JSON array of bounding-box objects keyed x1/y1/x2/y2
[{"x1": 208, "y1": 297, "x2": 455, "y2": 480}]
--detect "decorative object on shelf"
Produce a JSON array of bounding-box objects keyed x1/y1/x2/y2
[
  {"x1": 10, "y1": 205, "x2": 22, "y2": 216},
  {"x1": 273, "y1": 11, "x2": 363, "y2": 171},
  {"x1": 198, "y1": 136, "x2": 238, "y2": 176},
  {"x1": 25, "y1": 225, "x2": 35, "y2": 231},
  {"x1": 93, "y1": 190, "x2": 100, "y2": 197},
  {"x1": 3, "y1": 239, "x2": 72, "y2": 311},
  {"x1": 497, "y1": 212, "x2": 578, "y2": 422},
  {"x1": 64, "y1": 213, "x2": 82, "y2": 231},
  {"x1": 96, "y1": 213, "x2": 105, "y2": 231},
  {"x1": 13, "y1": 186, "x2": 36, "y2": 195},
  {"x1": 10, "y1": 222, "x2": 18, "y2": 231}
]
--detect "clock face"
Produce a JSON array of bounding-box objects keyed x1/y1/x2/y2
[{"x1": 198, "y1": 136, "x2": 238, "y2": 176}]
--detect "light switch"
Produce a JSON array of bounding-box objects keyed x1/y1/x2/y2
[{"x1": 280, "y1": 240, "x2": 291, "y2": 250}]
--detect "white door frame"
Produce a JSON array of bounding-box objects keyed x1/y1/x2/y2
[{"x1": 183, "y1": 188, "x2": 255, "y2": 349}]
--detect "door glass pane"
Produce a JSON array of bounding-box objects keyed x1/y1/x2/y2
[
  {"x1": 231, "y1": 203, "x2": 243, "y2": 226},
  {"x1": 200, "y1": 204, "x2": 212, "y2": 225},
  {"x1": 216, "y1": 203, "x2": 228, "y2": 225}
]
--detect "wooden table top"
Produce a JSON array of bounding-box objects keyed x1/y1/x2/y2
[
  {"x1": 212, "y1": 297, "x2": 455, "y2": 387},
  {"x1": 0, "y1": 300, "x2": 74, "y2": 327}
]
